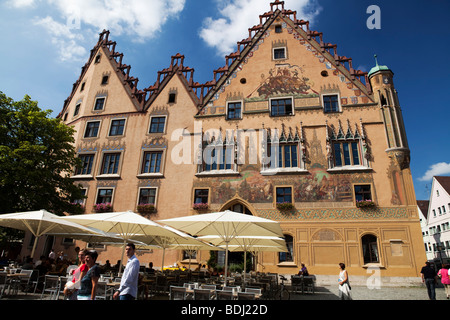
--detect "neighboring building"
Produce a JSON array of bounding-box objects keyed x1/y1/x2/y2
[
  {"x1": 420, "y1": 177, "x2": 450, "y2": 267},
  {"x1": 418, "y1": 200, "x2": 432, "y2": 260},
  {"x1": 21, "y1": 1, "x2": 426, "y2": 281}
]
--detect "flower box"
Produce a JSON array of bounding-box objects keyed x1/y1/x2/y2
[
  {"x1": 276, "y1": 202, "x2": 295, "y2": 211},
  {"x1": 356, "y1": 200, "x2": 376, "y2": 208},
  {"x1": 93, "y1": 203, "x2": 112, "y2": 213},
  {"x1": 193, "y1": 203, "x2": 209, "y2": 211},
  {"x1": 71, "y1": 203, "x2": 85, "y2": 215},
  {"x1": 137, "y1": 204, "x2": 157, "y2": 215}
]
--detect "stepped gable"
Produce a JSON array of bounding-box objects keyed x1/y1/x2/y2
[
  {"x1": 142, "y1": 53, "x2": 209, "y2": 111},
  {"x1": 199, "y1": 0, "x2": 374, "y2": 114},
  {"x1": 58, "y1": 30, "x2": 147, "y2": 118}
]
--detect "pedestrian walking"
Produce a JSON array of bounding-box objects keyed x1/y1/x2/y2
[
  {"x1": 77, "y1": 250, "x2": 100, "y2": 300},
  {"x1": 438, "y1": 264, "x2": 450, "y2": 299},
  {"x1": 113, "y1": 243, "x2": 140, "y2": 300},
  {"x1": 421, "y1": 261, "x2": 438, "y2": 300},
  {"x1": 338, "y1": 263, "x2": 352, "y2": 300}
]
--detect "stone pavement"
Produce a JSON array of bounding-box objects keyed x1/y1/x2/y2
[
  {"x1": 2, "y1": 284, "x2": 448, "y2": 301},
  {"x1": 289, "y1": 284, "x2": 449, "y2": 300}
]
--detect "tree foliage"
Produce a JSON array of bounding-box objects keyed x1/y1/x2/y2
[{"x1": 0, "y1": 92, "x2": 84, "y2": 216}]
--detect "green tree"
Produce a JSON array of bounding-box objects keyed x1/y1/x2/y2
[{"x1": 0, "y1": 92, "x2": 84, "y2": 217}]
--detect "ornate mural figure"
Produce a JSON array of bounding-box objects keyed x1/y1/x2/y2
[{"x1": 249, "y1": 64, "x2": 317, "y2": 99}]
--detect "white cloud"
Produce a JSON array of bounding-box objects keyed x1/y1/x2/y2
[
  {"x1": 419, "y1": 162, "x2": 450, "y2": 181},
  {"x1": 20, "y1": 0, "x2": 185, "y2": 61},
  {"x1": 33, "y1": 16, "x2": 88, "y2": 62},
  {"x1": 199, "y1": 0, "x2": 322, "y2": 57},
  {"x1": 47, "y1": 0, "x2": 186, "y2": 40},
  {"x1": 6, "y1": 0, "x2": 37, "y2": 8}
]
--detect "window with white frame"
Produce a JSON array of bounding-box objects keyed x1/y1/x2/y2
[
  {"x1": 94, "y1": 97, "x2": 106, "y2": 111},
  {"x1": 109, "y1": 119, "x2": 126, "y2": 136},
  {"x1": 75, "y1": 154, "x2": 95, "y2": 175},
  {"x1": 333, "y1": 141, "x2": 362, "y2": 167},
  {"x1": 270, "y1": 97, "x2": 293, "y2": 117},
  {"x1": 322, "y1": 94, "x2": 340, "y2": 113},
  {"x1": 262, "y1": 128, "x2": 304, "y2": 172},
  {"x1": 227, "y1": 101, "x2": 242, "y2": 120},
  {"x1": 273, "y1": 47, "x2": 286, "y2": 60},
  {"x1": 141, "y1": 151, "x2": 163, "y2": 174},
  {"x1": 202, "y1": 142, "x2": 235, "y2": 172},
  {"x1": 84, "y1": 121, "x2": 100, "y2": 138},
  {"x1": 149, "y1": 116, "x2": 166, "y2": 134},
  {"x1": 100, "y1": 153, "x2": 121, "y2": 175},
  {"x1": 96, "y1": 188, "x2": 113, "y2": 204},
  {"x1": 138, "y1": 188, "x2": 157, "y2": 205}
]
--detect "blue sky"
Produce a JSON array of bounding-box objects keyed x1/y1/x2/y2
[{"x1": 0, "y1": 0, "x2": 449, "y2": 201}]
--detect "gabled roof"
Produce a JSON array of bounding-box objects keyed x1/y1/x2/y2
[
  {"x1": 199, "y1": 0, "x2": 373, "y2": 114},
  {"x1": 435, "y1": 176, "x2": 450, "y2": 196},
  {"x1": 142, "y1": 53, "x2": 202, "y2": 111},
  {"x1": 417, "y1": 200, "x2": 430, "y2": 219},
  {"x1": 58, "y1": 30, "x2": 148, "y2": 118}
]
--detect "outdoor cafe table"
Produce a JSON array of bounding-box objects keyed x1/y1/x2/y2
[
  {"x1": 185, "y1": 287, "x2": 261, "y2": 300},
  {"x1": 5, "y1": 273, "x2": 28, "y2": 296}
]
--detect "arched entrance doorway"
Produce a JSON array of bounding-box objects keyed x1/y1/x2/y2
[{"x1": 214, "y1": 200, "x2": 256, "y2": 273}]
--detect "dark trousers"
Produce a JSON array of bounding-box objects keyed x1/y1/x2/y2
[
  {"x1": 119, "y1": 294, "x2": 136, "y2": 301},
  {"x1": 425, "y1": 278, "x2": 436, "y2": 300}
]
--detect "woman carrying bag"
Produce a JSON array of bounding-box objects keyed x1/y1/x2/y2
[{"x1": 338, "y1": 263, "x2": 352, "y2": 300}]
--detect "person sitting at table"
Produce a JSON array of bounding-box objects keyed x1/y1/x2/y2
[
  {"x1": 298, "y1": 263, "x2": 309, "y2": 276},
  {"x1": 22, "y1": 257, "x2": 34, "y2": 270},
  {"x1": 146, "y1": 262, "x2": 155, "y2": 274}
]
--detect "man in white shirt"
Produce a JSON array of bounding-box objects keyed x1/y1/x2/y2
[{"x1": 113, "y1": 243, "x2": 140, "y2": 300}]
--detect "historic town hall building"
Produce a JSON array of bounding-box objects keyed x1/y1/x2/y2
[{"x1": 46, "y1": 1, "x2": 425, "y2": 282}]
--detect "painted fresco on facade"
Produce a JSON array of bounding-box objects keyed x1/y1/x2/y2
[
  {"x1": 194, "y1": 165, "x2": 372, "y2": 205},
  {"x1": 247, "y1": 64, "x2": 318, "y2": 100}
]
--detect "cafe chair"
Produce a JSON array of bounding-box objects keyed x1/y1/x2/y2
[
  {"x1": 169, "y1": 286, "x2": 187, "y2": 300},
  {"x1": 194, "y1": 288, "x2": 214, "y2": 300},
  {"x1": 41, "y1": 275, "x2": 61, "y2": 300},
  {"x1": 0, "y1": 272, "x2": 8, "y2": 299},
  {"x1": 95, "y1": 281, "x2": 109, "y2": 300},
  {"x1": 245, "y1": 287, "x2": 261, "y2": 295},
  {"x1": 237, "y1": 292, "x2": 256, "y2": 300},
  {"x1": 216, "y1": 290, "x2": 234, "y2": 300}
]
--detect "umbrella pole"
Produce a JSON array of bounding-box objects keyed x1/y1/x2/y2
[
  {"x1": 161, "y1": 247, "x2": 165, "y2": 272},
  {"x1": 30, "y1": 236, "x2": 39, "y2": 259},
  {"x1": 224, "y1": 241, "x2": 229, "y2": 287},
  {"x1": 243, "y1": 250, "x2": 247, "y2": 289}
]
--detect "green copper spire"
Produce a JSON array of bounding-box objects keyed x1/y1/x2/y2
[{"x1": 368, "y1": 54, "x2": 391, "y2": 77}]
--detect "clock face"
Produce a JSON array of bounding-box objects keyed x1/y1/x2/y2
[{"x1": 383, "y1": 76, "x2": 390, "y2": 84}]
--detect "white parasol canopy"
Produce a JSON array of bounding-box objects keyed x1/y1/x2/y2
[
  {"x1": 133, "y1": 225, "x2": 223, "y2": 271},
  {"x1": 159, "y1": 210, "x2": 284, "y2": 286},
  {"x1": 62, "y1": 211, "x2": 179, "y2": 274},
  {"x1": 0, "y1": 209, "x2": 103, "y2": 258}
]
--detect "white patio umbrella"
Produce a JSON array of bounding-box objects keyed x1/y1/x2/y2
[
  {"x1": 133, "y1": 225, "x2": 223, "y2": 271},
  {"x1": 62, "y1": 211, "x2": 180, "y2": 275},
  {"x1": 200, "y1": 235, "x2": 288, "y2": 285},
  {"x1": 0, "y1": 209, "x2": 103, "y2": 258},
  {"x1": 159, "y1": 210, "x2": 284, "y2": 286}
]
